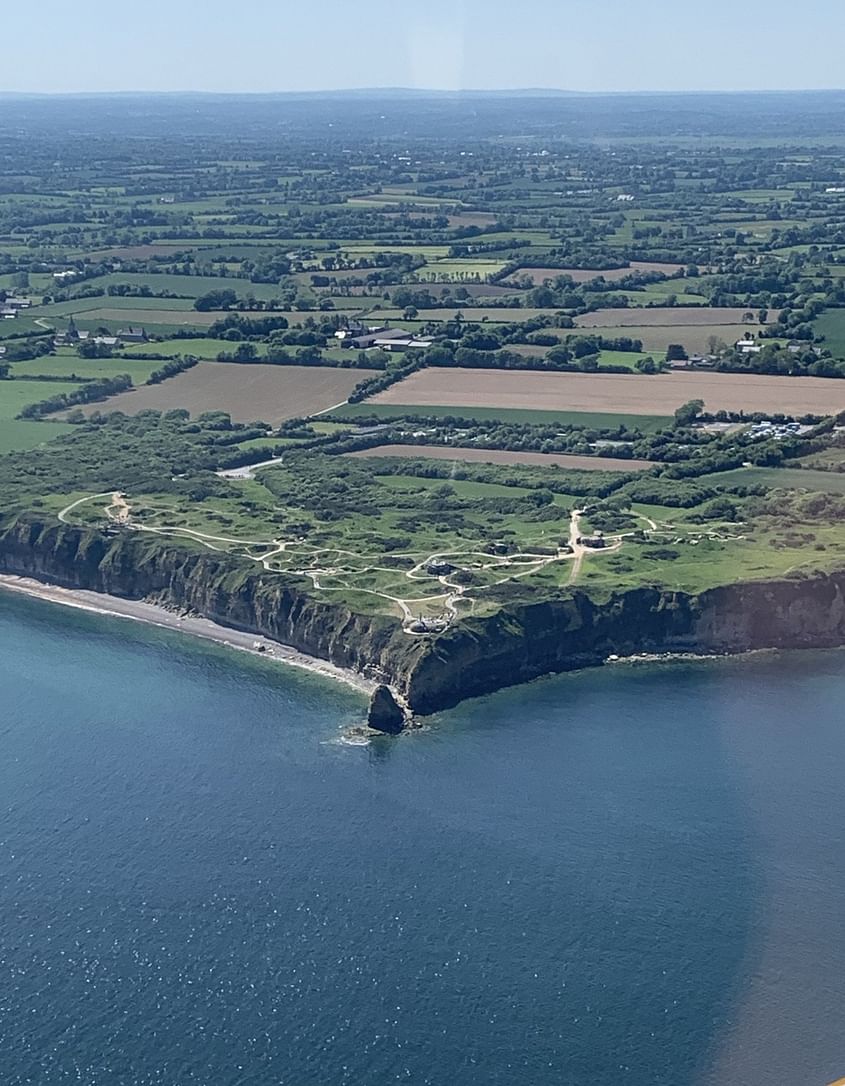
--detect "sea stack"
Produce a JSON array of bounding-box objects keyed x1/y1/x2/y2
[{"x1": 367, "y1": 685, "x2": 406, "y2": 734}]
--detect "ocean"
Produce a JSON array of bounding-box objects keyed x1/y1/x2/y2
[{"x1": 1, "y1": 590, "x2": 843, "y2": 1086}]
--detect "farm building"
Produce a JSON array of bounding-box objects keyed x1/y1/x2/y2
[
  {"x1": 117, "y1": 327, "x2": 148, "y2": 343},
  {"x1": 373, "y1": 335, "x2": 433, "y2": 352},
  {"x1": 336, "y1": 326, "x2": 409, "y2": 349}
]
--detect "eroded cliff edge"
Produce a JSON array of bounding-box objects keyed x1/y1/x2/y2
[{"x1": 3, "y1": 517, "x2": 845, "y2": 716}]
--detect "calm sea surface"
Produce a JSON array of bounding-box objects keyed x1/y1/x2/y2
[{"x1": 1, "y1": 591, "x2": 844, "y2": 1086}]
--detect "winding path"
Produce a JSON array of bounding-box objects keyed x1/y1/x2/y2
[{"x1": 60, "y1": 492, "x2": 622, "y2": 632}]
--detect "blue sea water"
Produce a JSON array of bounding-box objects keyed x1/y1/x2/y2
[{"x1": 1, "y1": 591, "x2": 844, "y2": 1086}]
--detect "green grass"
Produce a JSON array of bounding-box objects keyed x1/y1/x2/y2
[
  {"x1": 376, "y1": 473, "x2": 535, "y2": 501},
  {"x1": 812, "y1": 309, "x2": 845, "y2": 360},
  {"x1": 31, "y1": 297, "x2": 198, "y2": 317},
  {"x1": 70, "y1": 319, "x2": 216, "y2": 338},
  {"x1": 122, "y1": 337, "x2": 246, "y2": 360},
  {"x1": 0, "y1": 419, "x2": 75, "y2": 454},
  {"x1": 0, "y1": 316, "x2": 48, "y2": 339},
  {"x1": 0, "y1": 378, "x2": 85, "y2": 417},
  {"x1": 597, "y1": 350, "x2": 660, "y2": 370},
  {"x1": 703, "y1": 466, "x2": 845, "y2": 495},
  {"x1": 11, "y1": 357, "x2": 161, "y2": 383},
  {"x1": 0, "y1": 378, "x2": 84, "y2": 451},
  {"x1": 579, "y1": 526, "x2": 845, "y2": 594},
  {"x1": 57, "y1": 273, "x2": 286, "y2": 302},
  {"x1": 331, "y1": 401, "x2": 672, "y2": 433}
]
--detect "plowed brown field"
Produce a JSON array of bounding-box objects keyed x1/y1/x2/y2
[
  {"x1": 370, "y1": 368, "x2": 845, "y2": 416},
  {"x1": 77, "y1": 363, "x2": 377, "y2": 425}
]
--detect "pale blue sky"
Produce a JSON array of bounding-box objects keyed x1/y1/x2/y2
[{"x1": 3, "y1": 0, "x2": 843, "y2": 94}]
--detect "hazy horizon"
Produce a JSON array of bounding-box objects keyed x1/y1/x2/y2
[
  {"x1": 2, "y1": 0, "x2": 843, "y2": 96},
  {"x1": 2, "y1": 87, "x2": 845, "y2": 99}
]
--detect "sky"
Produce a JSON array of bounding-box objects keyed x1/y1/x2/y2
[{"x1": 2, "y1": 0, "x2": 844, "y2": 95}]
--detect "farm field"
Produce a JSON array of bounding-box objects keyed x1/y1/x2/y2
[
  {"x1": 568, "y1": 324, "x2": 762, "y2": 355},
  {"x1": 575, "y1": 307, "x2": 770, "y2": 328},
  {"x1": 31, "y1": 297, "x2": 198, "y2": 317},
  {"x1": 0, "y1": 378, "x2": 83, "y2": 452},
  {"x1": 368, "y1": 367, "x2": 845, "y2": 416},
  {"x1": 121, "y1": 338, "x2": 258, "y2": 359},
  {"x1": 56, "y1": 272, "x2": 286, "y2": 301},
  {"x1": 698, "y1": 466, "x2": 845, "y2": 495},
  {"x1": 512, "y1": 261, "x2": 684, "y2": 284},
  {"x1": 1, "y1": 379, "x2": 85, "y2": 414},
  {"x1": 346, "y1": 444, "x2": 654, "y2": 472},
  {"x1": 0, "y1": 419, "x2": 75, "y2": 454},
  {"x1": 11, "y1": 356, "x2": 161, "y2": 382},
  {"x1": 812, "y1": 309, "x2": 845, "y2": 358},
  {"x1": 74, "y1": 363, "x2": 378, "y2": 425},
  {"x1": 62, "y1": 308, "x2": 226, "y2": 327},
  {"x1": 376, "y1": 307, "x2": 553, "y2": 323},
  {"x1": 4, "y1": 93, "x2": 845, "y2": 633}
]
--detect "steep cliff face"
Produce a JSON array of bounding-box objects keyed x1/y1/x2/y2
[
  {"x1": 404, "y1": 575, "x2": 845, "y2": 713},
  {"x1": 0, "y1": 518, "x2": 428, "y2": 685},
  {"x1": 3, "y1": 517, "x2": 845, "y2": 717}
]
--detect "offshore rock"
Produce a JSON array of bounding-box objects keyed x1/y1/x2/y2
[{"x1": 367, "y1": 685, "x2": 406, "y2": 734}]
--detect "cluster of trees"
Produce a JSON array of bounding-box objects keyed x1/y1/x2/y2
[
  {"x1": 208, "y1": 313, "x2": 289, "y2": 337},
  {"x1": 719, "y1": 344, "x2": 845, "y2": 378},
  {"x1": 147, "y1": 356, "x2": 200, "y2": 384},
  {"x1": 18, "y1": 374, "x2": 133, "y2": 419},
  {"x1": 0, "y1": 336, "x2": 54, "y2": 363}
]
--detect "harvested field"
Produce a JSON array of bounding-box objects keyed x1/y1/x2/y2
[
  {"x1": 347, "y1": 444, "x2": 653, "y2": 472},
  {"x1": 510, "y1": 260, "x2": 684, "y2": 285},
  {"x1": 75, "y1": 363, "x2": 377, "y2": 426},
  {"x1": 576, "y1": 307, "x2": 771, "y2": 328},
  {"x1": 370, "y1": 367, "x2": 845, "y2": 416}
]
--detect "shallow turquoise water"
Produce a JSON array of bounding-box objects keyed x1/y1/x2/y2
[{"x1": 1, "y1": 591, "x2": 844, "y2": 1085}]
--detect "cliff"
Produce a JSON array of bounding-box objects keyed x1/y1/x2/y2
[
  {"x1": 0, "y1": 517, "x2": 428, "y2": 689},
  {"x1": 401, "y1": 576, "x2": 845, "y2": 713},
  {"x1": 2, "y1": 516, "x2": 845, "y2": 717}
]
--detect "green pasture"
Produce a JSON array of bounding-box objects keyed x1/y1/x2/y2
[
  {"x1": 703, "y1": 466, "x2": 845, "y2": 495},
  {"x1": 0, "y1": 378, "x2": 84, "y2": 452},
  {"x1": 0, "y1": 419, "x2": 75, "y2": 454},
  {"x1": 122, "y1": 337, "x2": 249, "y2": 360},
  {"x1": 57, "y1": 273, "x2": 285, "y2": 302},
  {"x1": 11, "y1": 356, "x2": 161, "y2": 383},
  {"x1": 812, "y1": 310, "x2": 845, "y2": 359}
]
